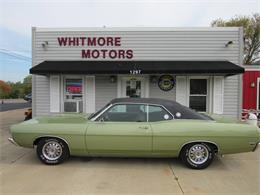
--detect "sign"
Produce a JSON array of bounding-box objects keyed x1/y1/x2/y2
[
  {"x1": 65, "y1": 79, "x2": 82, "y2": 94},
  {"x1": 57, "y1": 36, "x2": 133, "y2": 59},
  {"x1": 158, "y1": 75, "x2": 175, "y2": 91}
]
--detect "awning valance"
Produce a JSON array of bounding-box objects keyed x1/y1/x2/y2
[{"x1": 30, "y1": 60, "x2": 244, "y2": 76}]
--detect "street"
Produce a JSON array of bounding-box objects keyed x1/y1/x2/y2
[
  {"x1": 0, "y1": 109, "x2": 259, "y2": 195},
  {"x1": 0, "y1": 99, "x2": 31, "y2": 112}
]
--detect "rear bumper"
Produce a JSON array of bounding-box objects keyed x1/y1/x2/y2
[{"x1": 8, "y1": 137, "x2": 19, "y2": 146}]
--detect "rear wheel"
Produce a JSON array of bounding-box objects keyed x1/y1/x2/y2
[
  {"x1": 180, "y1": 143, "x2": 214, "y2": 169},
  {"x1": 36, "y1": 138, "x2": 69, "y2": 165}
]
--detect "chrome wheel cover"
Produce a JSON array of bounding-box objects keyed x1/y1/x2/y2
[
  {"x1": 188, "y1": 144, "x2": 209, "y2": 165},
  {"x1": 42, "y1": 141, "x2": 63, "y2": 161}
]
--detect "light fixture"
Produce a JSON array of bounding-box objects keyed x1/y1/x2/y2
[
  {"x1": 41, "y1": 41, "x2": 48, "y2": 48},
  {"x1": 250, "y1": 82, "x2": 255, "y2": 88},
  {"x1": 110, "y1": 76, "x2": 117, "y2": 83},
  {"x1": 225, "y1": 41, "x2": 234, "y2": 47}
]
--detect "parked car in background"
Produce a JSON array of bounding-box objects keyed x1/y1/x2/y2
[
  {"x1": 9, "y1": 98, "x2": 260, "y2": 169},
  {"x1": 23, "y1": 93, "x2": 32, "y2": 102}
]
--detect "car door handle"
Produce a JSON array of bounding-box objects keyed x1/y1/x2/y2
[{"x1": 139, "y1": 126, "x2": 149, "y2": 130}]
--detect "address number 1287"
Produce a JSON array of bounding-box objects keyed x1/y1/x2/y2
[{"x1": 130, "y1": 70, "x2": 141, "y2": 74}]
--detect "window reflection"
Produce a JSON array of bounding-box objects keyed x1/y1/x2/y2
[{"x1": 126, "y1": 79, "x2": 141, "y2": 98}]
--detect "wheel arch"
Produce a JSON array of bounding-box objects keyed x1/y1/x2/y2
[
  {"x1": 178, "y1": 140, "x2": 219, "y2": 157},
  {"x1": 33, "y1": 136, "x2": 70, "y2": 154}
]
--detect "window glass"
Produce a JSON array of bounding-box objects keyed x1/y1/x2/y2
[
  {"x1": 126, "y1": 79, "x2": 141, "y2": 97},
  {"x1": 189, "y1": 96, "x2": 207, "y2": 112},
  {"x1": 64, "y1": 78, "x2": 83, "y2": 113},
  {"x1": 148, "y1": 105, "x2": 173, "y2": 122},
  {"x1": 65, "y1": 79, "x2": 82, "y2": 100},
  {"x1": 100, "y1": 104, "x2": 147, "y2": 122},
  {"x1": 190, "y1": 79, "x2": 207, "y2": 95},
  {"x1": 189, "y1": 79, "x2": 207, "y2": 112},
  {"x1": 109, "y1": 105, "x2": 126, "y2": 113}
]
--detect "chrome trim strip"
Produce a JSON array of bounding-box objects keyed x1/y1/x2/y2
[
  {"x1": 179, "y1": 140, "x2": 220, "y2": 154},
  {"x1": 91, "y1": 104, "x2": 113, "y2": 121},
  {"x1": 8, "y1": 137, "x2": 19, "y2": 146}
]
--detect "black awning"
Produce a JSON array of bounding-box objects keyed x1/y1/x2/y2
[{"x1": 30, "y1": 60, "x2": 244, "y2": 76}]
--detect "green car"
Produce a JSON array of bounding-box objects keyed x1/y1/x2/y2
[{"x1": 9, "y1": 98, "x2": 260, "y2": 169}]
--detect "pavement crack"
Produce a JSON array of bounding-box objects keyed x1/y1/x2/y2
[
  {"x1": 169, "y1": 163, "x2": 185, "y2": 195},
  {"x1": 11, "y1": 151, "x2": 30, "y2": 164}
]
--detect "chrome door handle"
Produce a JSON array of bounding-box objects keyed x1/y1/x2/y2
[{"x1": 139, "y1": 126, "x2": 149, "y2": 130}]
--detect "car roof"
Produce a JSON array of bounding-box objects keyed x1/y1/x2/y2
[
  {"x1": 110, "y1": 98, "x2": 178, "y2": 106},
  {"x1": 109, "y1": 98, "x2": 211, "y2": 120}
]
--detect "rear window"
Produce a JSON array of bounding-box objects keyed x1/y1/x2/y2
[{"x1": 148, "y1": 105, "x2": 173, "y2": 122}]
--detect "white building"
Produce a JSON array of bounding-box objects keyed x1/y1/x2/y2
[{"x1": 30, "y1": 27, "x2": 244, "y2": 118}]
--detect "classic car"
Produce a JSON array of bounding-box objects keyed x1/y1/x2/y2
[{"x1": 9, "y1": 98, "x2": 260, "y2": 169}]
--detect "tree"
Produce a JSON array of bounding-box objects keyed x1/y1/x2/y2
[
  {"x1": 212, "y1": 13, "x2": 260, "y2": 65},
  {"x1": 0, "y1": 80, "x2": 11, "y2": 98},
  {"x1": 23, "y1": 75, "x2": 32, "y2": 95},
  {"x1": 1, "y1": 75, "x2": 32, "y2": 99}
]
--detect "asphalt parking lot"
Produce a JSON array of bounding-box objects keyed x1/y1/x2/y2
[{"x1": 0, "y1": 109, "x2": 259, "y2": 195}]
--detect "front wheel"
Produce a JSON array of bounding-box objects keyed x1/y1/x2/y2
[
  {"x1": 36, "y1": 138, "x2": 69, "y2": 165},
  {"x1": 180, "y1": 143, "x2": 214, "y2": 169}
]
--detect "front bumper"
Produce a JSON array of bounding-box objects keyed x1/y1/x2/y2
[{"x1": 8, "y1": 137, "x2": 19, "y2": 146}]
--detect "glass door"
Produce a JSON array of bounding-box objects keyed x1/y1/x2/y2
[
  {"x1": 64, "y1": 78, "x2": 83, "y2": 112},
  {"x1": 121, "y1": 77, "x2": 145, "y2": 98}
]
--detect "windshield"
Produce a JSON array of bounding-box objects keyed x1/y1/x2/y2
[{"x1": 88, "y1": 103, "x2": 111, "y2": 120}]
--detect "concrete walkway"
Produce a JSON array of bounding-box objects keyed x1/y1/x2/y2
[{"x1": 0, "y1": 109, "x2": 259, "y2": 194}]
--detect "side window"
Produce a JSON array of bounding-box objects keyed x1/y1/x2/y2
[
  {"x1": 148, "y1": 105, "x2": 173, "y2": 122},
  {"x1": 99, "y1": 104, "x2": 147, "y2": 122}
]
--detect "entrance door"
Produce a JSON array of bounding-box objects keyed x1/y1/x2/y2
[{"x1": 121, "y1": 77, "x2": 145, "y2": 98}]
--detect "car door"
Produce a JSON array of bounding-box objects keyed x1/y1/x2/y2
[
  {"x1": 147, "y1": 105, "x2": 180, "y2": 156},
  {"x1": 86, "y1": 103, "x2": 152, "y2": 156}
]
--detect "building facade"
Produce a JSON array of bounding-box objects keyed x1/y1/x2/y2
[{"x1": 30, "y1": 27, "x2": 244, "y2": 118}]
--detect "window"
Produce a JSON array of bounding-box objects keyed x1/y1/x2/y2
[
  {"x1": 148, "y1": 105, "x2": 173, "y2": 122},
  {"x1": 189, "y1": 79, "x2": 207, "y2": 112},
  {"x1": 99, "y1": 104, "x2": 147, "y2": 122},
  {"x1": 125, "y1": 78, "x2": 142, "y2": 98},
  {"x1": 64, "y1": 78, "x2": 83, "y2": 112}
]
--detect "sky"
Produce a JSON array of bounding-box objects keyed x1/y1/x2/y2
[{"x1": 0, "y1": 0, "x2": 259, "y2": 82}]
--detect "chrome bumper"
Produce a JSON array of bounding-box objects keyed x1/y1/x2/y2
[{"x1": 8, "y1": 137, "x2": 19, "y2": 146}]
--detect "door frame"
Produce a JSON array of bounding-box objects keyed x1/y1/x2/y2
[
  {"x1": 117, "y1": 75, "x2": 149, "y2": 98},
  {"x1": 257, "y1": 77, "x2": 260, "y2": 110}
]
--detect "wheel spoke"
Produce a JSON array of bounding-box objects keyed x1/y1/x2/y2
[
  {"x1": 42, "y1": 141, "x2": 63, "y2": 161},
  {"x1": 188, "y1": 144, "x2": 209, "y2": 165}
]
